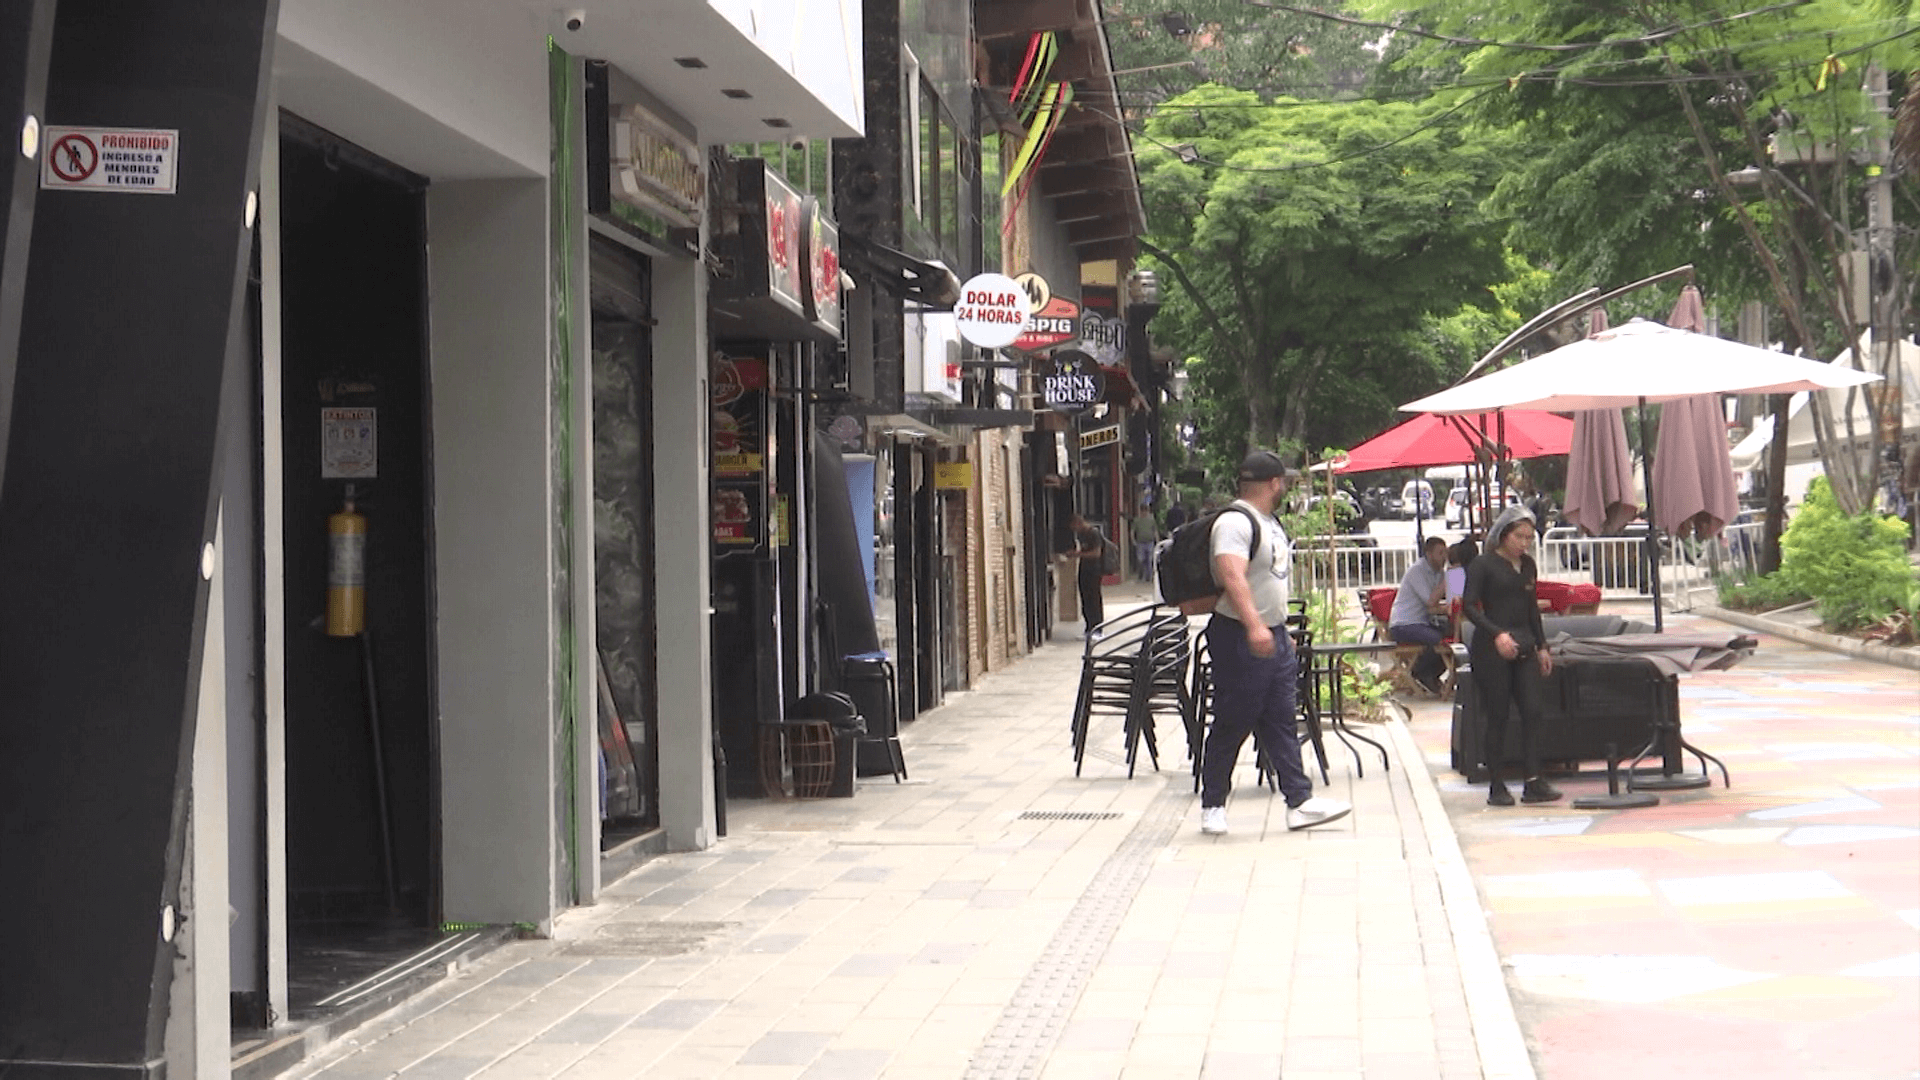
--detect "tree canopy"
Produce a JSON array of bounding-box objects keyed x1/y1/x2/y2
[{"x1": 1136, "y1": 85, "x2": 1514, "y2": 471}]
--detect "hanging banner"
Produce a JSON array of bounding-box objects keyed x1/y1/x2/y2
[
  {"x1": 710, "y1": 352, "x2": 770, "y2": 553},
  {"x1": 1080, "y1": 312, "x2": 1127, "y2": 366}
]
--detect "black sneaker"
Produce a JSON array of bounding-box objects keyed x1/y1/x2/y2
[
  {"x1": 1414, "y1": 671, "x2": 1445, "y2": 696},
  {"x1": 1521, "y1": 778, "x2": 1563, "y2": 804},
  {"x1": 1487, "y1": 780, "x2": 1515, "y2": 807}
]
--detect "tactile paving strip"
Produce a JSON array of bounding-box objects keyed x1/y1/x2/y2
[{"x1": 965, "y1": 778, "x2": 1189, "y2": 1078}]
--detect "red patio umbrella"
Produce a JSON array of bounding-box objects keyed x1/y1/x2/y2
[{"x1": 1332, "y1": 410, "x2": 1573, "y2": 473}]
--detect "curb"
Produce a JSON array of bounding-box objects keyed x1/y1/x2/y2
[
  {"x1": 1694, "y1": 605, "x2": 1920, "y2": 671},
  {"x1": 1384, "y1": 713, "x2": 1539, "y2": 1080}
]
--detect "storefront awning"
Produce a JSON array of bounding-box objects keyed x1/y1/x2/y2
[{"x1": 1100, "y1": 364, "x2": 1146, "y2": 410}]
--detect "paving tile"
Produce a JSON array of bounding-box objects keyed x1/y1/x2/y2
[
  {"x1": 627, "y1": 998, "x2": 724, "y2": 1030},
  {"x1": 537, "y1": 1010, "x2": 633, "y2": 1044},
  {"x1": 737, "y1": 1031, "x2": 831, "y2": 1066}
]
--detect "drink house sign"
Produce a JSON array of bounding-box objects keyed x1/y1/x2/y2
[{"x1": 1043, "y1": 349, "x2": 1104, "y2": 415}]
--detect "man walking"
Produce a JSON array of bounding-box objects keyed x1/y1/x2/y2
[
  {"x1": 1199, "y1": 451, "x2": 1352, "y2": 835},
  {"x1": 1068, "y1": 513, "x2": 1106, "y2": 631},
  {"x1": 1130, "y1": 508, "x2": 1158, "y2": 583},
  {"x1": 1389, "y1": 536, "x2": 1453, "y2": 695}
]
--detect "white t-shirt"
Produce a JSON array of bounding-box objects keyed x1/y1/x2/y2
[{"x1": 1209, "y1": 500, "x2": 1291, "y2": 627}]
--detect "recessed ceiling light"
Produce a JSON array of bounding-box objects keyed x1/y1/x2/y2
[
  {"x1": 673, "y1": 56, "x2": 707, "y2": 68},
  {"x1": 761, "y1": 117, "x2": 791, "y2": 128},
  {"x1": 722, "y1": 88, "x2": 753, "y2": 99}
]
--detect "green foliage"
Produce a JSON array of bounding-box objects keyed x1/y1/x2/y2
[
  {"x1": 1296, "y1": 592, "x2": 1394, "y2": 719},
  {"x1": 1713, "y1": 569, "x2": 1809, "y2": 612},
  {"x1": 1138, "y1": 85, "x2": 1516, "y2": 457},
  {"x1": 1778, "y1": 476, "x2": 1917, "y2": 629}
]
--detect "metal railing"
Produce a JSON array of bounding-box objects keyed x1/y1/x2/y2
[{"x1": 1288, "y1": 520, "x2": 1768, "y2": 616}]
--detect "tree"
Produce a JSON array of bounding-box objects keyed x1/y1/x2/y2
[
  {"x1": 1356, "y1": 0, "x2": 1920, "y2": 532},
  {"x1": 1136, "y1": 85, "x2": 1515, "y2": 468}
]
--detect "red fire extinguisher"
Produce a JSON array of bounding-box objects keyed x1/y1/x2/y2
[{"x1": 326, "y1": 484, "x2": 366, "y2": 637}]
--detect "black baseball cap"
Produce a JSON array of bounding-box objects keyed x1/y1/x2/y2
[{"x1": 1236, "y1": 450, "x2": 1297, "y2": 483}]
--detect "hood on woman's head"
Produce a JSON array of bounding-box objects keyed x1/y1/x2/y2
[{"x1": 1488, "y1": 504, "x2": 1537, "y2": 546}]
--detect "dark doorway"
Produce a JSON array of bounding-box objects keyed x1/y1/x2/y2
[{"x1": 277, "y1": 115, "x2": 438, "y2": 1013}]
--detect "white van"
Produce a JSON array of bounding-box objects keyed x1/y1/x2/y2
[{"x1": 1400, "y1": 479, "x2": 1434, "y2": 520}]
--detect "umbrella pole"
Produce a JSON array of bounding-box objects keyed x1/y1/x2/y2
[{"x1": 1636, "y1": 397, "x2": 1665, "y2": 633}]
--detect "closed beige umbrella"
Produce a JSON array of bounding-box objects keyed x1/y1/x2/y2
[
  {"x1": 1564, "y1": 309, "x2": 1641, "y2": 535},
  {"x1": 1651, "y1": 287, "x2": 1740, "y2": 539}
]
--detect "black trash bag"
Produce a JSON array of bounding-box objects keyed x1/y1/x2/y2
[{"x1": 790, "y1": 691, "x2": 867, "y2": 736}]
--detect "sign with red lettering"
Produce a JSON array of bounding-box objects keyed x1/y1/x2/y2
[
  {"x1": 41, "y1": 127, "x2": 178, "y2": 194},
  {"x1": 953, "y1": 273, "x2": 1032, "y2": 349},
  {"x1": 1013, "y1": 294, "x2": 1083, "y2": 352}
]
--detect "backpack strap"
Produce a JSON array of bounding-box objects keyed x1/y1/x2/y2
[{"x1": 1211, "y1": 504, "x2": 1263, "y2": 560}]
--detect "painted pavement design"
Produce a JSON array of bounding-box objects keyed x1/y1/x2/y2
[{"x1": 1410, "y1": 613, "x2": 1919, "y2": 1080}]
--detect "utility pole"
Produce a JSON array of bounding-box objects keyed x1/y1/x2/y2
[{"x1": 1865, "y1": 64, "x2": 1904, "y2": 511}]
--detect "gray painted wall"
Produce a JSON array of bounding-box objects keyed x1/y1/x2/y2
[{"x1": 427, "y1": 178, "x2": 559, "y2": 926}]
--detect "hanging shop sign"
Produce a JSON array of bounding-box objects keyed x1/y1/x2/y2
[
  {"x1": 1080, "y1": 312, "x2": 1127, "y2": 366},
  {"x1": 711, "y1": 159, "x2": 842, "y2": 342},
  {"x1": 1042, "y1": 349, "x2": 1105, "y2": 416},
  {"x1": 1012, "y1": 293, "x2": 1082, "y2": 352},
  {"x1": 934, "y1": 463, "x2": 975, "y2": 490},
  {"x1": 41, "y1": 127, "x2": 178, "y2": 194},
  {"x1": 612, "y1": 104, "x2": 702, "y2": 228},
  {"x1": 1078, "y1": 424, "x2": 1119, "y2": 450},
  {"x1": 954, "y1": 272, "x2": 1031, "y2": 349},
  {"x1": 802, "y1": 196, "x2": 842, "y2": 339}
]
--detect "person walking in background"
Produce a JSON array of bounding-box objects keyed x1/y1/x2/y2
[
  {"x1": 1198, "y1": 451, "x2": 1352, "y2": 837},
  {"x1": 1388, "y1": 536, "x2": 1452, "y2": 695},
  {"x1": 1461, "y1": 506, "x2": 1561, "y2": 807},
  {"x1": 1166, "y1": 501, "x2": 1191, "y2": 533},
  {"x1": 1130, "y1": 508, "x2": 1158, "y2": 583},
  {"x1": 1068, "y1": 513, "x2": 1106, "y2": 631}
]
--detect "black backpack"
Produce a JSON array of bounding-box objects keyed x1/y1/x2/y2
[{"x1": 1156, "y1": 505, "x2": 1261, "y2": 616}]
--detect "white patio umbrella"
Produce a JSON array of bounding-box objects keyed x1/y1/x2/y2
[
  {"x1": 1403, "y1": 316, "x2": 1882, "y2": 630},
  {"x1": 1403, "y1": 319, "x2": 1883, "y2": 415}
]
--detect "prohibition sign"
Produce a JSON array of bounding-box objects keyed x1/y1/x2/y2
[{"x1": 49, "y1": 133, "x2": 97, "y2": 182}]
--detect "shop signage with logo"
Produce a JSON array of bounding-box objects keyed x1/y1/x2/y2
[
  {"x1": 954, "y1": 272, "x2": 1031, "y2": 349},
  {"x1": 1079, "y1": 424, "x2": 1120, "y2": 450},
  {"x1": 613, "y1": 105, "x2": 703, "y2": 227},
  {"x1": 1013, "y1": 294, "x2": 1082, "y2": 352},
  {"x1": 1042, "y1": 348, "x2": 1105, "y2": 415},
  {"x1": 1080, "y1": 313, "x2": 1127, "y2": 366},
  {"x1": 802, "y1": 196, "x2": 842, "y2": 339}
]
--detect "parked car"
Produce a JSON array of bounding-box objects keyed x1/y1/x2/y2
[{"x1": 1400, "y1": 479, "x2": 1435, "y2": 520}]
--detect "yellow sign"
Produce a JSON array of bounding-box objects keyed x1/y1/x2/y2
[
  {"x1": 1079, "y1": 425, "x2": 1119, "y2": 449},
  {"x1": 714, "y1": 452, "x2": 763, "y2": 477},
  {"x1": 934, "y1": 463, "x2": 974, "y2": 490},
  {"x1": 773, "y1": 494, "x2": 791, "y2": 547}
]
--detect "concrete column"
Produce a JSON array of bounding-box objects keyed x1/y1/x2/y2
[
  {"x1": 427, "y1": 178, "x2": 559, "y2": 927},
  {"x1": 653, "y1": 249, "x2": 715, "y2": 850}
]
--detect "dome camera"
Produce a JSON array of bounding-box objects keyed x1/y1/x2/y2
[{"x1": 561, "y1": 8, "x2": 586, "y2": 31}]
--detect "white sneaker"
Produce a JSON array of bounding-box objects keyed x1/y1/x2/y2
[
  {"x1": 1286, "y1": 797, "x2": 1352, "y2": 831},
  {"x1": 1199, "y1": 806, "x2": 1228, "y2": 835}
]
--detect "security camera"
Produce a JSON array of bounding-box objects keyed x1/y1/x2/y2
[{"x1": 562, "y1": 8, "x2": 585, "y2": 31}]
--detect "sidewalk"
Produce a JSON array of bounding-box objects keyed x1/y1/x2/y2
[
  {"x1": 284, "y1": 590, "x2": 1526, "y2": 1080},
  {"x1": 1405, "y1": 604, "x2": 1920, "y2": 1080}
]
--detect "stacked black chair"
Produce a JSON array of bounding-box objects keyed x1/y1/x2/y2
[{"x1": 1070, "y1": 605, "x2": 1194, "y2": 778}]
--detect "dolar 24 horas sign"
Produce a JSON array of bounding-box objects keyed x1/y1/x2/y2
[{"x1": 953, "y1": 273, "x2": 1031, "y2": 349}]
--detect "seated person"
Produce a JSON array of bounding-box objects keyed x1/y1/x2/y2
[
  {"x1": 1389, "y1": 536, "x2": 1453, "y2": 694},
  {"x1": 1445, "y1": 538, "x2": 1478, "y2": 607}
]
